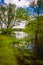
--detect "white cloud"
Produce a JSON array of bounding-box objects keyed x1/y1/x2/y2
[
  {"x1": 5, "y1": 0, "x2": 30, "y2": 7},
  {"x1": 5, "y1": 0, "x2": 10, "y2": 4},
  {"x1": 16, "y1": 0, "x2": 30, "y2": 7},
  {"x1": 5, "y1": 0, "x2": 37, "y2": 7}
]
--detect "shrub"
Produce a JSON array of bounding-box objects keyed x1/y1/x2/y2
[{"x1": 1, "y1": 28, "x2": 14, "y2": 35}]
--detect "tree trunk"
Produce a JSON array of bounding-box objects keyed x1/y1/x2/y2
[
  {"x1": 34, "y1": 6, "x2": 40, "y2": 57},
  {"x1": 35, "y1": 34, "x2": 39, "y2": 52}
]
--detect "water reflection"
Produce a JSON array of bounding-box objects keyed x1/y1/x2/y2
[
  {"x1": 12, "y1": 39, "x2": 33, "y2": 51},
  {"x1": 13, "y1": 21, "x2": 27, "y2": 28},
  {"x1": 15, "y1": 31, "x2": 28, "y2": 39}
]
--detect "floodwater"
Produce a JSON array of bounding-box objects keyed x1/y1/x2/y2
[{"x1": 15, "y1": 31, "x2": 28, "y2": 39}]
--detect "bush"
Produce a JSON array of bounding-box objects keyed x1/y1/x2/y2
[{"x1": 1, "y1": 28, "x2": 14, "y2": 35}]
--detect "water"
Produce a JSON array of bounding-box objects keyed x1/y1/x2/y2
[
  {"x1": 13, "y1": 21, "x2": 27, "y2": 29},
  {"x1": 12, "y1": 21, "x2": 33, "y2": 50},
  {"x1": 15, "y1": 31, "x2": 28, "y2": 39},
  {"x1": 2, "y1": 20, "x2": 33, "y2": 50},
  {"x1": 13, "y1": 21, "x2": 28, "y2": 39},
  {"x1": 14, "y1": 42, "x2": 33, "y2": 50}
]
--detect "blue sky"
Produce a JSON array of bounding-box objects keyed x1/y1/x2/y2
[
  {"x1": 0, "y1": 0, "x2": 4, "y2": 4},
  {"x1": 0, "y1": 0, "x2": 43, "y2": 14}
]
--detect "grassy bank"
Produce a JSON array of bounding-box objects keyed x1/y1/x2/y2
[
  {"x1": 0, "y1": 35, "x2": 18, "y2": 65},
  {"x1": 0, "y1": 35, "x2": 35, "y2": 65},
  {"x1": 0, "y1": 34, "x2": 43, "y2": 65}
]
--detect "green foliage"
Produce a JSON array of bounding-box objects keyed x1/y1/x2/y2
[
  {"x1": 0, "y1": 2, "x2": 43, "y2": 65},
  {"x1": 37, "y1": 0, "x2": 42, "y2": 7},
  {"x1": 16, "y1": 7, "x2": 29, "y2": 21},
  {"x1": 0, "y1": 35, "x2": 36, "y2": 65},
  {"x1": 24, "y1": 15, "x2": 43, "y2": 36},
  {"x1": 0, "y1": 35, "x2": 18, "y2": 65},
  {"x1": 1, "y1": 28, "x2": 14, "y2": 35},
  {"x1": 0, "y1": 4, "x2": 29, "y2": 35},
  {"x1": 8, "y1": 4, "x2": 15, "y2": 22},
  {"x1": 0, "y1": 4, "x2": 16, "y2": 29}
]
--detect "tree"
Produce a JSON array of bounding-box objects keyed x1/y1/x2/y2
[
  {"x1": 0, "y1": 4, "x2": 29, "y2": 35},
  {"x1": 16, "y1": 7, "x2": 29, "y2": 21},
  {"x1": 24, "y1": 1, "x2": 43, "y2": 64},
  {"x1": 0, "y1": 4, "x2": 17, "y2": 35},
  {"x1": 7, "y1": 3, "x2": 16, "y2": 28},
  {"x1": 28, "y1": 0, "x2": 43, "y2": 54},
  {"x1": 23, "y1": 1, "x2": 43, "y2": 64},
  {"x1": 0, "y1": 4, "x2": 6, "y2": 30}
]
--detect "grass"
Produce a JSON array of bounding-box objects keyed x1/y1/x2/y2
[
  {"x1": 0, "y1": 34, "x2": 35, "y2": 65},
  {"x1": 0, "y1": 34, "x2": 18, "y2": 65},
  {"x1": 0, "y1": 34, "x2": 43, "y2": 65}
]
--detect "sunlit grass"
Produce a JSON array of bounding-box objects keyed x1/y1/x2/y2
[
  {"x1": 0, "y1": 34, "x2": 18, "y2": 65},
  {"x1": 0, "y1": 34, "x2": 43, "y2": 65}
]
